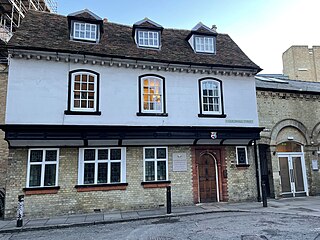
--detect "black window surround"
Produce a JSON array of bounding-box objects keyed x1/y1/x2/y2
[
  {"x1": 65, "y1": 69, "x2": 101, "y2": 116},
  {"x1": 137, "y1": 74, "x2": 168, "y2": 117},
  {"x1": 198, "y1": 77, "x2": 226, "y2": 118}
]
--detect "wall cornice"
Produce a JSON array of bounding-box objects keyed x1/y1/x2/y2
[{"x1": 9, "y1": 49, "x2": 256, "y2": 77}]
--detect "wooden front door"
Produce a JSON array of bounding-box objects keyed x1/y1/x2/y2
[{"x1": 199, "y1": 153, "x2": 217, "y2": 202}]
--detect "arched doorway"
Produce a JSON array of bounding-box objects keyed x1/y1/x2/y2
[
  {"x1": 277, "y1": 142, "x2": 308, "y2": 197},
  {"x1": 198, "y1": 152, "x2": 219, "y2": 202}
]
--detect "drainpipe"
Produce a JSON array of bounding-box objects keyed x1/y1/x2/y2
[{"x1": 253, "y1": 140, "x2": 261, "y2": 202}]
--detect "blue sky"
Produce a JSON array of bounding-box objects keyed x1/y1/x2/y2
[{"x1": 56, "y1": 0, "x2": 320, "y2": 74}]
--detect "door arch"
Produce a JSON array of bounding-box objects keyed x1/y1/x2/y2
[{"x1": 198, "y1": 152, "x2": 219, "y2": 202}]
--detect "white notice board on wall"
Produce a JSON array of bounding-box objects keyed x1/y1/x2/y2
[{"x1": 173, "y1": 153, "x2": 187, "y2": 172}]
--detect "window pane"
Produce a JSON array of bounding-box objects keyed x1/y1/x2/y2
[
  {"x1": 157, "y1": 148, "x2": 166, "y2": 159},
  {"x1": 29, "y1": 165, "x2": 41, "y2": 187},
  {"x1": 81, "y1": 100, "x2": 87, "y2": 108},
  {"x1": 44, "y1": 164, "x2": 56, "y2": 186},
  {"x1": 88, "y1": 101, "x2": 94, "y2": 109},
  {"x1": 30, "y1": 150, "x2": 43, "y2": 162},
  {"x1": 145, "y1": 161, "x2": 155, "y2": 181},
  {"x1": 145, "y1": 148, "x2": 155, "y2": 159},
  {"x1": 74, "y1": 83, "x2": 80, "y2": 90},
  {"x1": 45, "y1": 150, "x2": 57, "y2": 162},
  {"x1": 110, "y1": 149, "x2": 121, "y2": 160},
  {"x1": 74, "y1": 100, "x2": 80, "y2": 108},
  {"x1": 157, "y1": 161, "x2": 167, "y2": 181},
  {"x1": 98, "y1": 149, "x2": 108, "y2": 160},
  {"x1": 111, "y1": 162, "x2": 121, "y2": 183},
  {"x1": 84, "y1": 163, "x2": 95, "y2": 184},
  {"x1": 98, "y1": 163, "x2": 108, "y2": 183},
  {"x1": 75, "y1": 75, "x2": 81, "y2": 81},
  {"x1": 84, "y1": 149, "x2": 95, "y2": 161}
]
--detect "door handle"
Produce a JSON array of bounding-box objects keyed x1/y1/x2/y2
[{"x1": 290, "y1": 169, "x2": 294, "y2": 182}]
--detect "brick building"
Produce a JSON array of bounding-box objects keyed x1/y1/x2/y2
[
  {"x1": 0, "y1": 9, "x2": 263, "y2": 218},
  {"x1": 256, "y1": 74, "x2": 320, "y2": 198},
  {"x1": 283, "y1": 46, "x2": 320, "y2": 82}
]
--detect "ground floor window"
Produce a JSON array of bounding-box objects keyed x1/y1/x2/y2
[
  {"x1": 143, "y1": 147, "x2": 168, "y2": 181},
  {"x1": 27, "y1": 149, "x2": 59, "y2": 188},
  {"x1": 236, "y1": 146, "x2": 248, "y2": 165},
  {"x1": 78, "y1": 147, "x2": 126, "y2": 185}
]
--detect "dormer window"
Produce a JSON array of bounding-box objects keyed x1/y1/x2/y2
[
  {"x1": 137, "y1": 30, "x2": 159, "y2": 48},
  {"x1": 67, "y1": 9, "x2": 103, "y2": 43},
  {"x1": 74, "y1": 22, "x2": 97, "y2": 41},
  {"x1": 133, "y1": 18, "x2": 163, "y2": 49},
  {"x1": 195, "y1": 36, "x2": 215, "y2": 53},
  {"x1": 187, "y1": 22, "x2": 217, "y2": 55}
]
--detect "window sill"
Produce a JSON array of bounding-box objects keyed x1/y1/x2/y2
[
  {"x1": 75, "y1": 183, "x2": 128, "y2": 192},
  {"x1": 64, "y1": 110, "x2": 101, "y2": 116},
  {"x1": 23, "y1": 186, "x2": 60, "y2": 195},
  {"x1": 141, "y1": 181, "x2": 171, "y2": 188},
  {"x1": 137, "y1": 112, "x2": 168, "y2": 117},
  {"x1": 198, "y1": 114, "x2": 227, "y2": 118},
  {"x1": 236, "y1": 164, "x2": 250, "y2": 168}
]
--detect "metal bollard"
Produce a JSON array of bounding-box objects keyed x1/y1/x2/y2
[
  {"x1": 166, "y1": 186, "x2": 172, "y2": 214},
  {"x1": 262, "y1": 182, "x2": 268, "y2": 207},
  {"x1": 16, "y1": 195, "x2": 24, "y2": 227}
]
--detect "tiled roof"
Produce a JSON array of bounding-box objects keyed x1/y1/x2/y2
[
  {"x1": 8, "y1": 10, "x2": 261, "y2": 72},
  {"x1": 255, "y1": 74, "x2": 320, "y2": 93}
]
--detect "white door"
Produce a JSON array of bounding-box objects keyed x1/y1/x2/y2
[{"x1": 278, "y1": 153, "x2": 308, "y2": 197}]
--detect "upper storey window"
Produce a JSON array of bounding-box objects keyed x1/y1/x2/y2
[
  {"x1": 187, "y1": 22, "x2": 217, "y2": 54},
  {"x1": 65, "y1": 69, "x2": 101, "y2": 116},
  {"x1": 67, "y1": 9, "x2": 103, "y2": 43},
  {"x1": 74, "y1": 22, "x2": 97, "y2": 41},
  {"x1": 137, "y1": 74, "x2": 167, "y2": 117},
  {"x1": 133, "y1": 18, "x2": 163, "y2": 49},
  {"x1": 138, "y1": 30, "x2": 159, "y2": 48},
  {"x1": 198, "y1": 78, "x2": 226, "y2": 118},
  {"x1": 195, "y1": 36, "x2": 215, "y2": 53}
]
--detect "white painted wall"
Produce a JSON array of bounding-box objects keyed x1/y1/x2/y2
[{"x1": 6, "y1": 58, "x2": 259, "y2": 127}]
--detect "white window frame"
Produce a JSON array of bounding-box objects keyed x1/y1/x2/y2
[
  {"x1": 26, "y1": 149, "x2": 59, "y2": 188},
  {"x1": 236, "y1": 146, "x2": 248, "y2": 165},
  {"x1": 71, "y1": 71, "x2": 98, "y2": 112},
  {"x1": 200, "y1": 80, "x2": 222, "y2": 114},
  {"x1": 78, "y1": 147, "x2": 126, "y2": 185},
  {"x1": 137, "y1": 30, "x2": 160, "y2": 48},
  {"x1": 195, "y1": 36, "x2": 215, "y2": 53},
  {"x1": 141, "y1": 76, "x2": 164, "y2": 113},
  {"x1": 143, "y1": 147, "x2": 169, "y2": 182},
  {"x1": 73, "y1": 22, "x2": 98, "y2": 42}
]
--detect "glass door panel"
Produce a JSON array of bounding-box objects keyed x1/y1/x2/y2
[
  {"x1": 279, "y1": 157, "x2": 291, "y2": 193},
  {"x1": 292, "y1": 157, "x2": 305, "y2": 192}
]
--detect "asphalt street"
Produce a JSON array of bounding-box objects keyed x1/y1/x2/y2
[{"x1": 1, "y1": 211, "x2": 320, "y2": 240}]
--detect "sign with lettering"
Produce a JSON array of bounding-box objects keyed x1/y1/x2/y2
[{"x1": 173, "y1": 153, "x2": 187, "y2": 172}]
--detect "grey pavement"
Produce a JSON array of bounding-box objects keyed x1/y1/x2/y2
[{"x1": 1, "y1": 196, "x2": 320, "y2": 233}]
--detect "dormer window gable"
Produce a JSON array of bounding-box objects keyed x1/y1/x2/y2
[
  {"x1": 133, "y1": 18, "x2": 163, "y2": 49},
  {"x1": 187, "y1": 22, "x2": 217, "y2": 54},
  {"x1": 67, "y1": 9, "x2": 103, "y2": 43}
]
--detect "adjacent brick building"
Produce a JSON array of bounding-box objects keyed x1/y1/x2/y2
[
  {"x1": 283, "y1": 46, "x2": 320, "y2": 82},
  {"x1": 256, "y1": 74, "x2": 320, "y2": 198}
]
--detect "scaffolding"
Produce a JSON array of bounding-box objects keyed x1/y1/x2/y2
[{"x1": 0, "y1": 0, "x2": 57, "y2": 42}]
